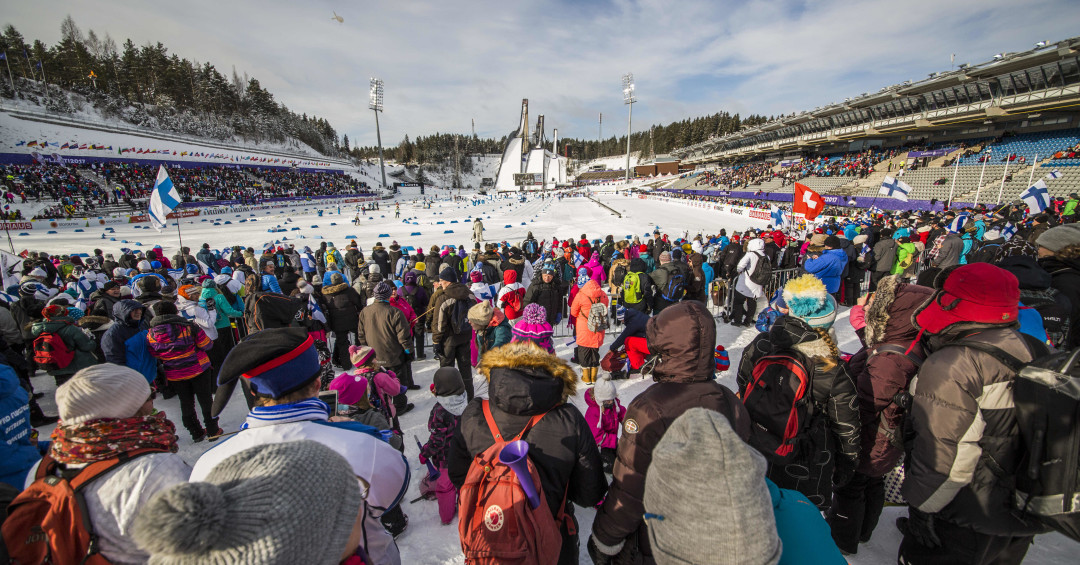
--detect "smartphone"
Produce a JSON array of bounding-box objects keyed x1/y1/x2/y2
[{"x1": 317, "y1": 390, "x2": 339, "y2": 416}]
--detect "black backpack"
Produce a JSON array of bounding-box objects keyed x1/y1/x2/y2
[
  {"x1": 748, "y1": 252, "x2": 772, "y2": 286},
  {"x1": 943, "y1": 338, "x2": 1080, "y2": 542},
  {"x1": 612, "y1": 264, "x2": 627, "y2": 288},
  {"x1": 659, "y1": 268, "x2": 685, "y2": 302},
  {"x1": 479, "y1": 262, "x2": 500, "y2": 285},
  {"x1": 741, "y1": 349, "x2": 819, "y2": 464}
]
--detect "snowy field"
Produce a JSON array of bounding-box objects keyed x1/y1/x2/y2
[{"x1": 25, "y1": 190, "x2": 1074, "y2": 564}]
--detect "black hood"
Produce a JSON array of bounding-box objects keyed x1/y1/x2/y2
[
  {"x1": 112, "y1": 299, "x2": 145, "y2": 326},
  {"x1": 767, "y1": 315, "x2": 821, "y2": 351},
  {"x1": 997, "y1": 255, "x2": 1051, "y2": 290},
  {"x1": 628, "y1": 258, "x2": 647, "y2": 273}
]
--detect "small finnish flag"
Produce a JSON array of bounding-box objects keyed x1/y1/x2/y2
[
  {"x1": 1002, "y1": 222, "x2": 1017, "y2": 240},
  {"x1": 1020, "y1": 179, "x2": 1051, "y2": 213},
  {"x1": 1046, "y1": 170, "x2": 1063, "y2": 180},
  {"x1": 880, "y1": 176, "x2": 911, "y2": 201}
]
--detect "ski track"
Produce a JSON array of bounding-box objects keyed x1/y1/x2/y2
[{"x1": 24, "y1": 189, "x2": 1074, "y2": 564}]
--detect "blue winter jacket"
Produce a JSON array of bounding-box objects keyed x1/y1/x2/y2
[
  {"x1": 769, "y1": 479, "x2": 847, "y2": 564},
  {"x1": 803, "y1": 248, "x2": 847, "y2": 293},
  {"x1": 0, "y1": 364, "x2": 44, "y2": 490},
  {"x1": 101, "y1": 299, "x2": 156, "y2": 384},
  {"x1": 260, "y1": 273, "x2": 282, "y2": 293}
]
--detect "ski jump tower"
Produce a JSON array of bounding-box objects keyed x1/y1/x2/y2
[{"x1": 494, "y1": 99, "x2": 567, "y2": 192}]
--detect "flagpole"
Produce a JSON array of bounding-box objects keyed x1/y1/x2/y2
[
  {"x1": 3, "y1": 54, "x2": 13, "y2": 96},
  {"x1": 174, "y1": 207, "x2": 185, "y2": 264},
  {"x1": 38, "y1": 60, "x2": 49, "y2": 97},
  {"x1": 996, "y1": 158, "x2": 1011, "y2": 205},
  {"x1": 974, "y1": 150, "x2": 991, "y2": 207},
  {"x1": 947, "y1": 151, "x2": 960, "y2": 209},
  {"x1": 1027, "y1": 154, "x2": 1038, "y2": 189}
]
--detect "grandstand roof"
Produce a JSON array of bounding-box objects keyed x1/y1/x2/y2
[{"x1": 673, "y1": 35, "x2": 1080, "y2": 165}]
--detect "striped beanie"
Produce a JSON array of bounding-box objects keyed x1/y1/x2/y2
[{"x1": 714, "y1": 345, "x2": 730, "y2": 373}]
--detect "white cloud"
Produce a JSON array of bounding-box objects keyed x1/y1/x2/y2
[{"x1": 5, "y1": 0, "x2": 1079, "y2": 147}]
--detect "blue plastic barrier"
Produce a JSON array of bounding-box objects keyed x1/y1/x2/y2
[
  {"x1": 311, "y1": 225, "x2": 319, "y2": 228},
  {"x1": 444, "y1": 230, "x2": 454, "y2": 234},
  {"x1": 411, "y1": 232, "x2": 421, "y2": 236},
  {"x1": 19, "y1": 232, "x2": 29, "y2": 236},
  {"x1": 224, "y1": 221, "x2": 232, "y2": 225},
  {"x1": 437, "y1": 221, "x2": 444, "y2": 224},
  {"x1": 451, "y1": 220, "x2": 458, "y2": 223},
  {"x1": 330, "y1": 223, "x2": 337, "y2": 226},
  {"x1": 378, "y1": 233, "x2": 390, "y2": 238},
  {"x1": 291, "y1": 227, "x2": 301, "y2": 231},
  {"x1": 504, "y1": 225, "x2": 512, "y2": 228},
  {"x1": 345, "y1": 235, "x2": 357, "y2": 239},
  {"x1": 74, "y1": 229, "x2": 83, "y2": 232}
]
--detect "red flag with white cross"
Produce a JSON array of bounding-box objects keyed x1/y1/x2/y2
[{"x1": 793, "y1": 182, "x2": 825, "y2": 221}]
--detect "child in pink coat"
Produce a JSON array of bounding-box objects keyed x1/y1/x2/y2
[{"x1": 584, "y1": 376, "x2": 625, "y2": 474}]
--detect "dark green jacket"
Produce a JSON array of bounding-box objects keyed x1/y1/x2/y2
[{"x1": 30, "y1": 317, "x2": 99, "y2": 376}]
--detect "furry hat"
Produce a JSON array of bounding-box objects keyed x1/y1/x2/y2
[
  {"x1": 782, "y1": 274, "x2": 836, "y2": 329},
  {"x1": 478, "y1": 341, "x2": 577, "y2": 402}
]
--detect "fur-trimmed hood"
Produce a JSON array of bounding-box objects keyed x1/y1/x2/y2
[
  {"x1": 321, "y1": 282, "x2": 349, "y2": 295},
  {"x1": 478, "y1": 341, "x2": 577, "y2": 415},
  {"x1": 862, "y1": 275, "x2": 931, "y2": 348}
]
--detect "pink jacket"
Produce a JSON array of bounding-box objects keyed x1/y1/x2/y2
[{"x1": 584, "y1": 389, "x2": 625, "y2": 449}]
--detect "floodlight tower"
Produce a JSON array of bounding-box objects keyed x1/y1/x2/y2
[
  {"x1": 622, "y1": 73, "x2": 636, "y2": 184},
  {"x1": 369, "y1": 78, "x2": 389, "y2": 194}
]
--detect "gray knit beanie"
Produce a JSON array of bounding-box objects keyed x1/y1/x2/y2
[
  {"x1": 644, "y1": 408, "x2": 781, "y2": 565},
  {"x1": 1036, "y1": 224, "x2": 1080, "y2": 253},
  {"x1": 133, "y1": 440, "x2": 362, "y2": 565}
]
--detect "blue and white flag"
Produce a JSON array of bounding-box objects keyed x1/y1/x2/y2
[
  {"x1": 948, "y1": 213, "x2": 969, "y2": 234},
  {"x1": 770, "y1": 205, "x2": 786, "y2": 227},
  {"x1": 147, "y1": 165, "x2": 181, "y2": 230},
  {"x1": 880, "y1": 176, "x2": 911, "y2": 201},
  {"x1": 1001, "y1": 222, "x2": 1017, "y2": 240},
  {"x1": 1020, "y1": 179, "x2": 1051, "y2": 213},
  {"x1": 1046, "y1": 170, "x2": 1062, "y2": 180}
]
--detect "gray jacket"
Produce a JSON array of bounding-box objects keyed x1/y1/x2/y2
[{"x1": 872, "y1": 238, "x2": 897, "y2": 273}]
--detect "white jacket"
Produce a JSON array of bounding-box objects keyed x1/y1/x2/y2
[
  {"x1": 175, "y1": 295, "x2": 218, "y2": 340},
  {"x1": 26, "y1": 453, "x2": 192, "y2": 565},
  {"x1": 735, "y1": 239, "x2": 766, "y2": 299},
  {"x1": 190, "y1": 419, "x2": 409, "y2": 565}
]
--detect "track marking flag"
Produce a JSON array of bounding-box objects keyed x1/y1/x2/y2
[
  {"x1": 147, "y1": 165, "x2": 181, "y2": 230},
  {"x1": 1020, "y1": 179, "x2": 1050, "y2": 213},
  {"x1": 793, "y1": 182, "x2": 825, "y2": 221},
  {"x1": 880, "y1": 176, "x2": 911, "y2": 201}
]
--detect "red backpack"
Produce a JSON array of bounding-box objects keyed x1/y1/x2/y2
[
  {"x1": 741, "y1": 351, "x2": 818, "y2": 464},
  {"x1": 33, "y1": 328, "x2": 75, "y2": 371},
  {"x1": 2, "y1": 449, "x2": 166, "y2": 565},
  {"x1": 458, "y1": 401, "x2": 570, "y2": 565}
]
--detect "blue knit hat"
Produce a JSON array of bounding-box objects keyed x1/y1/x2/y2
[
  {"x1": 782, "y1": 274, "x2": 837, "y2": 329},
  {"x1": 212, "y1": 328, "x2": 321, "y2": 417}
]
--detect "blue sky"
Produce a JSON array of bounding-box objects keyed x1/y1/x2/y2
[{"x1": 6, "y1": 0, "x2": 1080, "y2": 148}]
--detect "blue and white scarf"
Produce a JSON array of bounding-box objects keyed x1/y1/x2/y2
[{"x1": 241, "y1": 398, "x2": 330, "y2": 430}]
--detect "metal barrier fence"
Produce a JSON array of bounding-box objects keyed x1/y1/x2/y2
[{"x1": 708, "y1": 268, "x2": 801, "y2": 319}]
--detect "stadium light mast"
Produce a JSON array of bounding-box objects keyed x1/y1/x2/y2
[
  {"x1": 369, "y1": 78, "x2": 389, "y2": 195},
  {"x1": 622, "y1": 73, "x2": 636, "y2": 185}
]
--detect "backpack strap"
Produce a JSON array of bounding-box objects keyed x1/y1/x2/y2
[
  {"x1": 482, "y1": 399, "x2": 546, "y2": 445},
  {"x1": 870, "y1": 344, "x2": 924, "y2": 367}
]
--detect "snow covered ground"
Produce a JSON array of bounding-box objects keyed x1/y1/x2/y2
[{"x1": 25, "y1": 190, "x2": 1074, "y2": 564}]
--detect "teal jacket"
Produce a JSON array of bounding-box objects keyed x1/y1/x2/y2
[
  {"x1": 201, "y1": 287, "x2": 244, "y2": 329},
  {"x1": 769, "y1": 479, "x2": 847, "y2": 564}
]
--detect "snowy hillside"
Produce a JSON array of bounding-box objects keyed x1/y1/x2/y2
[
  {"x1": 396, "y1": 155, "x2": 502, "y2": 189},
  {"x1": 570, "y1": 151, "x2": 642, "y2": 177}
]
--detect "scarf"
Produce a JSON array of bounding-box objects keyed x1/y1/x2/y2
[
  {"x1": 242, "y1": 398, "x2": 330, "y2": 430},
  {"x1": 50, "y1": 414, "x2": 179, "y2": 465},
  {"x1": 435, "y1": 391, "x2": 469, "y2": 417}
]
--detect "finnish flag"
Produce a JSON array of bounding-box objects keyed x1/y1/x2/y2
[
  {"x1": 147, "y1": 165, "x2": 181, "y2": 231},
  {"x1": 880, "y1": 176, "x2": 911, "y2": 201},
  {"x1": 1020, "y1": 179, "x2": 1051, "y2": 213},
  {"x1": 1001, "y1": 222, "x2": 1017, "y2": 240},
  {"x1": 1046, "y1": 170, "x2": 1063, "y2": 180},
  {"x1": 949, "y1": 213, "x2": 969, "y2": 234},
  {"x1": 770, "y1": 205, "x2": 786, "y2": 227}
]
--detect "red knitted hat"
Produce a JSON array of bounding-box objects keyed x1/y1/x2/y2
[{"x1": 913, "y1": 263, "x2": 1019, "y2": 335}]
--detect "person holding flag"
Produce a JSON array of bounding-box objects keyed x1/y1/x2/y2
[
  {"x1": 1020, "y1": 179, "x2": 1051, "y2": 214},
  {"x1": 148, "y1": 165, "x2": 182, "y2": 231}
]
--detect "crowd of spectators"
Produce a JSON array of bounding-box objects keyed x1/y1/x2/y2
[
  {"x1": 1, "y1": 160, "x2": 376, "y2": 219},
  {"x1": 776, "y1": 148, "x2": 896, "y2": 184}
]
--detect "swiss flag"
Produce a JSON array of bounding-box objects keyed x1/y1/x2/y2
[{"x1": 793, "y1": 182, "x2": 825, "y2": 221}]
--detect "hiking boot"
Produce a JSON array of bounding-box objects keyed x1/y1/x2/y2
[
  {"x1": 406, "y1": 384, "x2": 422, "y2": 391},
  {"x1": 191, "y1": 430, "x2": 207, "y2": 443},
  {"x1": 398, "y1": 403, "x2": 415, "y2": 416},
  {"x1": 381, "y1": 507, "x2": 409, "y2": 538},
  {"x1": 30, "y1": 408, "x2": 60, "y2": 428},
  {"x1": 206, "y1": 425, "x2": 225, "y2": 441}
]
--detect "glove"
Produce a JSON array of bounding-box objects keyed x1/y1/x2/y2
[
  {"x1": 433, "y1": 344, "x2": 445, "y2": 357},
  {"x1": 404, "y1": 349, "x2": 414, "y2": 362},
  {"x1": 555, "y1": 312, "x2": 563, "y2": 324},
  {"x1": 587, "y1": 535, "x2": 624, "y2": 565},
  {"x1": 902, "y1": 508, "x2": 942, "y2": 548},
  {"x1": 418, "y1": 453, "x2": 428, "y2": 465}
]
